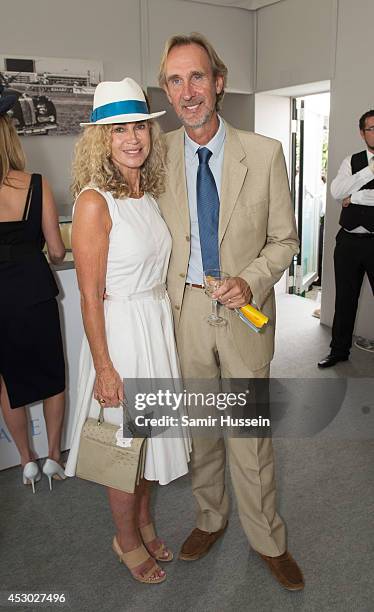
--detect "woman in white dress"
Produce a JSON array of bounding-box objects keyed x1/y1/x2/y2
[{"x1": 65, "y1": 78, "x2": 190, "y2": 584}]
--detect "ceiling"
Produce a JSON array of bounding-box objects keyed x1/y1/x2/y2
[
  {"x1": 263, "y1": 81, "x2": 331, "y2": 98},
  {"x1": 179, "y1": 0, "x2": 283, "y2": 10}
]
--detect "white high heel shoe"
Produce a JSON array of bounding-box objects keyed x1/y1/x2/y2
[
  {"x1": 23, "y1": 461, "x2": 41, "y2": 494},
  {"x1": 42, "y1": 459, "x2": 66, "y2": 491}
]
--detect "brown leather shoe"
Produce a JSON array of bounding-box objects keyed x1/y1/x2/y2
[
  {"x1": 179, "y1": 523, "x2": 228, "y2": 561},
  {"x1": 257, "y1": 550, "x2": 304, "y2": 591}
]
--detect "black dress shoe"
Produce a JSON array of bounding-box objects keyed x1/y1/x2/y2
[{"x1": 318, "y1": 354, "x2": 348, "y2": 368}]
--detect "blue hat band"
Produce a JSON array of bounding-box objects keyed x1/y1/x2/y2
[{"x1": 91, "y1": 99, "x2": 149, "y2": 122}]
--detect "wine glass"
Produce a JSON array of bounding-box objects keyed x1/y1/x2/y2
[{"x1": 203, "y1": 269, "x2": 230, "y2": 326}]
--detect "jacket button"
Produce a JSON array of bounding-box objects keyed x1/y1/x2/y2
[
  {"x1": 174, "y1": 305, "x2": 180, "y2": 310},
  {"x1": 179, "y1": 273, "x2": 185, "y2": 278},
  {"x1": 185, "y1": 235, "x2": 190, "y2": 242}
]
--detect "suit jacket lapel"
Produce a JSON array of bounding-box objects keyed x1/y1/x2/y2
[
  {"x1": 219, "y1": 121, "x2": 247, "y2": 244},
  {"x1": 167, "y1": 127, "x2": 190, "y2": 234}
]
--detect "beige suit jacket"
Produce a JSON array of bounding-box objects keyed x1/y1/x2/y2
[{"x1": 158, "y1": 120, "x2": 299, "y2": 371}]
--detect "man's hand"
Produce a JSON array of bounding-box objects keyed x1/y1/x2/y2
[
  {"x1": 369, "y1": 157, "x2": 374, "y2": 174},
  {"x1": 342, "y1": 196, "x2": 351, "y2": 208},
  {"x1": 213, "y1": 277, "x2": 252, "y2": 309}
]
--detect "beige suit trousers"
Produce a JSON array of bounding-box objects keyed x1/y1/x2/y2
[{"x1": 176, "y1": 285, "x2": 286, "y2": 556}]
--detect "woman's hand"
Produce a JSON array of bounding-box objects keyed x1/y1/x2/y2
[{"x1": 94, "y1": 364, "x2": 124, "y2": 408}]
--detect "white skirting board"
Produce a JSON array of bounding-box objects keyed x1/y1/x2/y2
[{"x1": 0, "y1": 268, "x2": 83, "y2": 470}]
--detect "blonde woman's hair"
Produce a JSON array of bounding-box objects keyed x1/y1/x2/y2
[
  {"x1": 72, "y1": 120, "x2": 166, "y2": 200},
  {"x1": 158, "y1": 32, "x2": 228, "y2": 111},
  {"x1": 0, "y1": 114, "x2": 26, "y2": 186}
]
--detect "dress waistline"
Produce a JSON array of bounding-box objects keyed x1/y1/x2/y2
[
  {"x1": 0, "y1": 242, "x2": 40, "y2": 262},
  {"x1": 105, "y1": 283, "x2": 166, "y2": 302}
]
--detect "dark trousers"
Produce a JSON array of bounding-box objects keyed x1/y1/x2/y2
[{"x1": 331, "y1": 228, "x2": 374, "y2": 356}]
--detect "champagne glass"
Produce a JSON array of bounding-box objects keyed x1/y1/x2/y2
[{"x1": 203, "y1": 269, "x2": 230, "y2": 326}]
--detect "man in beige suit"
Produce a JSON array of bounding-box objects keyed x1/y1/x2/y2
[{"x1": 157, "y1": 33, "x2": 303, "y2": 590}]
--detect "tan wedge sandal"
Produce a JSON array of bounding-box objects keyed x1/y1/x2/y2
[
  {"x1": 139, "y1": 523, "x2": 174, "y2": 562},
  {"x1": 112, "y1": 536, "x2": 166, "y2": 584}
]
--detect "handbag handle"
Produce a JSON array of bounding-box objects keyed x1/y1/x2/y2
[{"x1": 97, "y1": 397, "x2": 131, "y2": 426}]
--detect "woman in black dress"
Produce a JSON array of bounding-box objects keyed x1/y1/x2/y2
[{"x1": 0, "y1": 90, "x2": 66, "y2": 492}]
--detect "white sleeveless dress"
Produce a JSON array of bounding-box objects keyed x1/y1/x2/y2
[{"x1": 65, "y1": 189, "x2": 190, "y2": 485}]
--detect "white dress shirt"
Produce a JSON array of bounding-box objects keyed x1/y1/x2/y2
[
  {"x1": 184, "y1": 116, "x2": 226, "y2": 284},
  {"x1": 330, "y1": 149, "x2": 374, "y2": 233}
]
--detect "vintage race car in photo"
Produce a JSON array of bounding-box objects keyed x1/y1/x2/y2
[{"x1": 3, "y1": 86, "x2": 57, "y2": 135}]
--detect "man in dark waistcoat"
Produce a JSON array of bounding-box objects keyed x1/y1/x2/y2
[{"x1": 318, "y1": 110, "x2": 374, "y2": 368}]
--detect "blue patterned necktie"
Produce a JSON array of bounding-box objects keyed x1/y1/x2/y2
[{"x1": 196, "y1": 147, "x2": 220, "y2": 272}]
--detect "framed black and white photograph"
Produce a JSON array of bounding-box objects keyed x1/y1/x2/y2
[{"x1": 0, "y1": 55, "x2": 103, "y2": 136}]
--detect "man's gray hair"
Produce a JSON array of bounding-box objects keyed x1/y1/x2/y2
[{"x1": 158, "y1": 32, "x2": 228, "y2": 112}]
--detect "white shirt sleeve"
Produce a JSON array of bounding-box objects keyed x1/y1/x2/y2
[
  {"x1": 330, "y1": 156, "x2": 374, "y2": 200},
  {"x1": 351, "y1": 189, "x2": 374, "y2": 206}
]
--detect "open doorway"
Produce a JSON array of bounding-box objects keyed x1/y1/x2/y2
[
  {"x1": 254, "y1": 82, "x2": 330, "y2": 299},
  {"x1": 291, "y1": 93, "x2": 330, "y2": 303}
]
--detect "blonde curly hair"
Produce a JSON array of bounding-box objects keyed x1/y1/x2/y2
[{"x1": 71, "y1": 120, "x2": 166, "y2": 200}]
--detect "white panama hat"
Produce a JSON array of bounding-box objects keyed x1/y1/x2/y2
[{"x1": 80, "y1": 77, "x2": 166, "y2": 126}]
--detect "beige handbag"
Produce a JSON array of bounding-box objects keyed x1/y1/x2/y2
[{"x1": 76, "y1": 401, "x2": 147, "y2": 493}]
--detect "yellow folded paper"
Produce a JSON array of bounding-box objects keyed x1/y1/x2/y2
[{"x1": 239, "y1": 304, "x2": 269, "y2": 329}]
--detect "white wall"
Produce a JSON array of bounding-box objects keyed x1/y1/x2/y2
[
  {"x1": 0, "y1": 0, "x2": 143, "y2": 214},
  {"x1": 146, "y1": 0, "x2": 255, "y2": 92},
  {"x1": 254, "y1": 93, "x2": 291, "y2": 172},
  {"x1": 321, "y1": 0, "x2": 374, "y2": 337},
  {"x1": 255, "y1": 93, "x2": 291, "y2": 294},
  {"x1": 256, "y1": 0, "x2": 338, "y2": 92}
]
